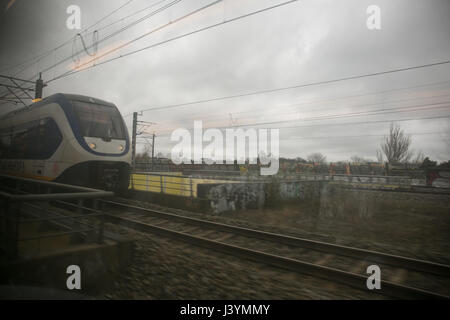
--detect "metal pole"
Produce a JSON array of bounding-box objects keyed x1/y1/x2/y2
[
  {"x1": 35, "y1": 73, "x2": 44, "y2": 100},
  {"x1": 151, "y1": 133, "x2": 155, "y2": 172},
  {"x1": 131, "y1": 112, "x2": 138, "y2": 169}
]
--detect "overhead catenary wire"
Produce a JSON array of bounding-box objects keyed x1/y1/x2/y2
[
  {"x1": 120, "y1": 79, "x2": 450, "y2": 120},
  {"x1": 280, "y1": 114, "x2": 450, "y2": 131},
  {"x1": 48, "y1": 0, "x2": 227, "y2": 82},
  {"x1": 118, "y1": 60, "x2": 450, "y2": 119},
  {"x1": 5, "y1": 0, "x2": 450, "y2": 121},
  {"x1": 151, "y1": 111, "x2": 450, "y2": 138},
  {"x1": 43, "y1": 1, "x2": 450, "y2": 127},
  {"x1": 219, "y1": 101, "x2": 450, "y2": 128},
  {"x1": 284, "y1": 131, "x2": 448, "y2": 141},
  {"x1": 83, "y1": 0, "x2": 136, "y2": 34},
  {"x1": 48, "y1": 0, "x2": 301, "y2": 82},
  {"x1": 0, "y1": 0, "x2": 146, "y2": 98},
  {"x1": 0, "y1": 0, "x2": 179, "y2": 100},
  {"x1": 178, "y1": 90, "x2": 450, "y2": 124},
  {"x1": 0, "y1": 0, "x2": 138, "y2": 75},
  {"x1": 69, "y1": 0, "x2": 169, "y2": 60},
  {"x1": 83, "y1": 0, "x2": 169, "y2": 36},
  {"x1": 0, "y1": 0, "x2": 175, "y2": 103},
  {"x1": 35, "y1": 0, "x2": 183, "y2": 80},
  {"x1": 150, "y1": 96, "x2": 450, "y2": 135},
  {"x1": 2, "y1": 0, "x2": 450, "y2": 147},
  {"x1": 129, "y1": 60, "x2": 450, "y2": 114},
  {"x1": 116, "y1": 60, "x2": 450, "y2": 121}
]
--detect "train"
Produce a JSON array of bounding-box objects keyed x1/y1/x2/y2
[{"x1": 0, "y1": 93, "x2": 131, "y2": 193}]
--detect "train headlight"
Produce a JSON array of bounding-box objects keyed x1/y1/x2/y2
[
  {"x1": 118, "y1": 145, "x2": 124, "y2": 151},
  {"x1": 88, "y1": 142, "x2": 97, "y2": 149}
]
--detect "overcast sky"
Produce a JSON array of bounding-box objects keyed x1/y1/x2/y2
[{"x1": 1, "y1": 0, "x2": 449, "y2": 162}]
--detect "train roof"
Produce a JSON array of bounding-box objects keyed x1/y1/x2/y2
[{"x1": 0, "y1": 93, "x2": 116, "y2": 120}]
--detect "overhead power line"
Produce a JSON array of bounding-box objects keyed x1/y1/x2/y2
[
  {"x1": 48, "y1": 0, "x2": 301, "y2": 82},
  {"x1": 151, "y1": 101, "x2": 450, "y2": 137},
  {"x1": 0, "y1": 0, "x2": 178, "y2": 99},
  {"x1": 49, "y1": 0, "x2": 225, "y2": 82},
  {"x1": 84, "y1": 0, "x2": 169, "y2": 36},
  {"x1": 183, "y1": 90, "x2": 450, "y2": 124},
  {"x1": 157, "y1": 99, "x2": 450, "y2": 135},
  {"x1": 37, "y1": 0, "x2": 182, "y2": 80},
  {"x1": 118, "y1": 61, "x2": 450, "y2": 119},
  {"x1": 83, "y1": 0, "x2": 136, "y2": 33},
  {"x1": 40, "y1": 2, "x2": 450, "y2": 123},
  {"x1": 223, "y1": 101, "x2": 450, "y2": 129},
  {"x1": 281, "y1": 114, "x2": 450, "y2": 131},
  {"x1": 0, "y1": 0, "x2": 137, "y2": 75},
  {"x1": 0, "y1": 0, "x2": 144, "y2": 99},
  {"x1": 285, "y1": 131, "x2": 448, "y2": 141},
  {"x1": 133, "y1": 60, "x2": 450, "y2": 114},
  {"x1": 121, "y1": 79, "x2": 450, "y2": 120},
  {"x1": 152, "y1": 115, "x2": 450, "y2": 138}
]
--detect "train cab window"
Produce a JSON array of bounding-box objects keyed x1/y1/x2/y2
[{"x1": 71, "y1": 100, "x2": 125, "y2": 140}]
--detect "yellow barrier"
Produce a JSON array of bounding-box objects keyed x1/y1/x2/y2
[{"x1": 129, "y1": 173, "x2": 236, "y2": 198}]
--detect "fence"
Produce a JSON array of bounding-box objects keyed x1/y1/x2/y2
[
  {"x1": 0, "y1": 174, "x2": 113, "y2": 258},
  {"x1": 331, "y1": 174, "x2": 415, "y2": 187},
  {"x1": 130, "y1": 172, "x2": 195, "y2": 197},
  {"x1": 129, "y1": 172, "x2": 242, "y2": 198}
]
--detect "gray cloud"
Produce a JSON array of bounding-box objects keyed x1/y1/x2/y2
[{"x1": 1, "y1": 0, "x2": 449, "y2": 161}]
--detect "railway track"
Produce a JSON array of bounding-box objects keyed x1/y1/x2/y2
[
  {"x1": 4, "y1": 176, "x2": 448, "y2": 299},
  {"x1": 100, "y1": 198, "x2": 450, "y2": 299}
]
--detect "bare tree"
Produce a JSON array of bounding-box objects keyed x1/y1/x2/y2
[
  {"x1": 143, "y1": 142, "x2": 152, "y2": 157},
  {"x1": 307, "y1": 152, "x2": 327, "y2": 164},
  {"x1": 411, "y1": 150, "x2": 426, "y2": 165},
  {"x1": 376, "y1": 149, "x2": 384, "y2": 164},
  {"x1": 135, "y1": 152, "x2": 150, "y2": 162},
  {"x1": 380, "y1": 123, "x2": 411, "y2": 164}
]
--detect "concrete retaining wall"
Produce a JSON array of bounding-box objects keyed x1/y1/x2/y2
[{"x1": 197, "y1": 180, "x2": 324, "y2": 214}]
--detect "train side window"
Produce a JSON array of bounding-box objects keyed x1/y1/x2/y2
[
  {"x1": 1, "y1": 118, "x2": 62, "y2": 160},
  {"x1": 0, "y1": 130, "x2": 12, "y2": 158},
  {"x1": 10, "y1": 129, "x2": 28, "y2": 159},
  {"x1": 8, "y1": 120, "x2": 36, "y2": 159},
  {"x1": 24, "y1": 122, "x2": 40, "y2": 158},
  {"x1": 37, "y1": 118, "x2": 62, "y2": 159}
]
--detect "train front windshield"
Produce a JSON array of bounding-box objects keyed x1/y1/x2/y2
[{"x1": 71, "y1": 100, "x2": 126, "y2": 140}]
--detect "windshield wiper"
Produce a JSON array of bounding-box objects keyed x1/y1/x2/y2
[{"x1": 101, "y1": 128, "x2": 112, "y2": 142}]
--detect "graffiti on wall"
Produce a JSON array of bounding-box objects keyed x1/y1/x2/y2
[{"x1": 206, "y1": 183, "x2": 265, "y2": 214}]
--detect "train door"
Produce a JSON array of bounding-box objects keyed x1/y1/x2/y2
[{"x1": 32, "y1": 120, "x2": 46, "y2": 177}]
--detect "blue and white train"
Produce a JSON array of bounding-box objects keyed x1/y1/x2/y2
[{"x1": 0, "y1": 93, "x2": 131, "y2": 193}]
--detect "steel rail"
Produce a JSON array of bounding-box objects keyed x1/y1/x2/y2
[
  {"x1": 103, "y1": 213, "x2": 449, "y2": 300},
  {"x1": 102, "y1": 199, "x2": 450, "y2": 277}
]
